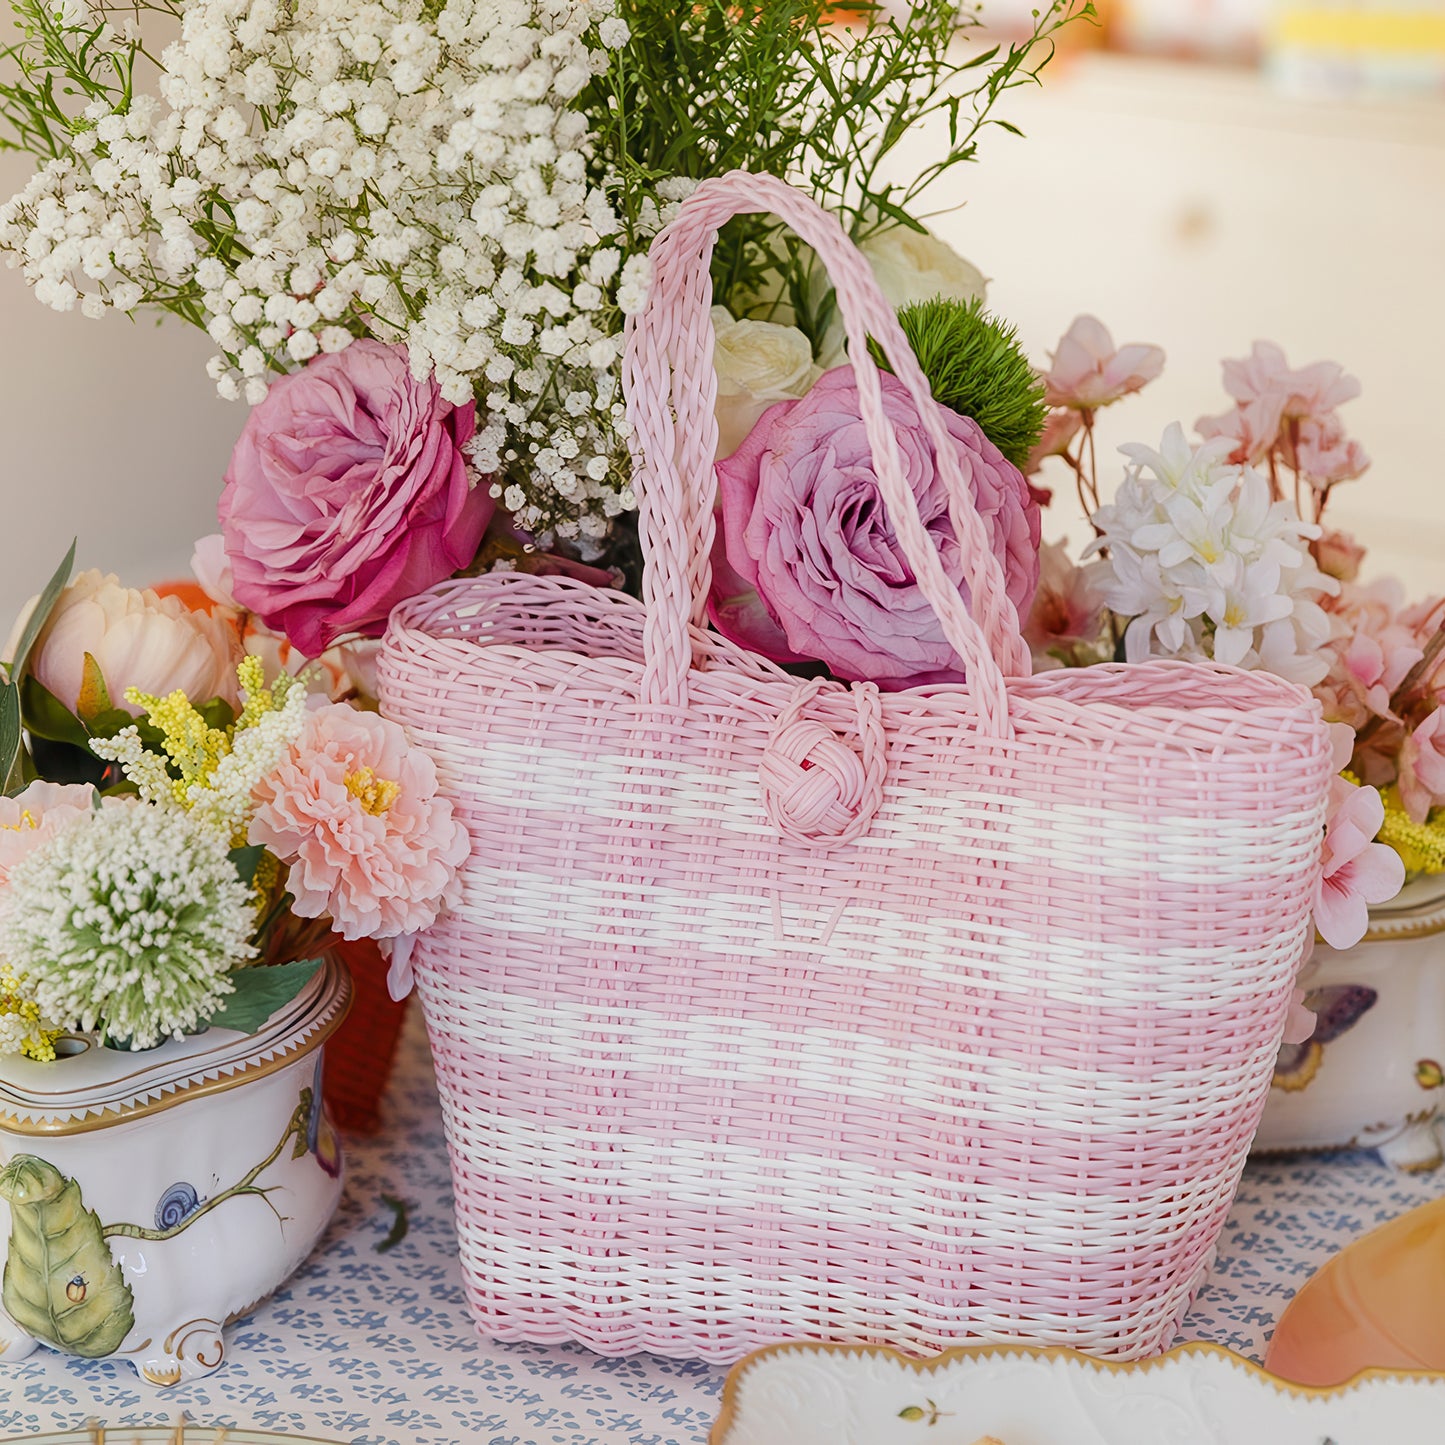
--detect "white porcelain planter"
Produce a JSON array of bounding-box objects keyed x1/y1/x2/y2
[
  {"x1": 0, "y1": 954, "x2": 350, "y2": 1386},
  {"x1": 1254, "y1": 876, "x2": 1445, "y2": 1170}
]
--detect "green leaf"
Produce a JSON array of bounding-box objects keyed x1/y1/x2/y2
[
  {"x1": 7, "y1": 539, "x2": 75, "y2": 682},
  {"x1": 84, "y1": 705, "x2": 144, "y2": 742},
  {"x1": 205, "y1": 958, "x2": 323, "y2": 1035},
  {"x1": 20, "y1": 674, "x2": 90, "y2": 748},
  {"x1": 74, "y1": 651, "x2": 112, "y2": 722},
  {"x1": 197, "y1": 697, "x2": 236, "y2": 731},
  {"x1": 375, "y1": 1194, "x2": 410, "y2": 1254},
  {"x1": 228, "y1": 843, "x2": 266, "y2": 887},
  {"x1": 0, "y1": 679, "x2": 23, "y2": 797},
  {"x1": 898, "y1": 1405, "x2": 926, "y2": 1421}
]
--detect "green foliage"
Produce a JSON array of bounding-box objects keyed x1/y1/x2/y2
[
  {"x1": 1, "y1": 539, "x2": 74, "y2": 795},
  {"x1": 0, "y1": 682, "x2": 21, "y2": 797},
  {"x1": 228, "y1": 843, "x2": 266, "y2": 887},
  {"x1": 206, "y1": 958, "x2": 323, "y2": 1035},
  {"x1": 0, "y1": 1, "x2": 177, "y2": 159},
  {"x1": 582, "y1": 0, "x2": 1092, "y2": 352},
  {"x1": 870, "y1": 296, "x2": 1046, "y2": 469}
]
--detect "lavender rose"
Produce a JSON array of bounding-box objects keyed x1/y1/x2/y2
[
  {"x1": 709, "y1": 367, "x2": 1041, "y2": 687},
  {"x1": 218, "y1": 339, "x2": 492, "y2": 657}
]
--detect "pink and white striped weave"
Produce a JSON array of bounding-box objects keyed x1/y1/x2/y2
[{"x1": 377, "y1": 173, "x2": 1333, "y2": 1363}]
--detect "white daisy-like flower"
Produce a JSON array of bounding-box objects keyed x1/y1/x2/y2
[{"x1": 1093, "y1": 422, "x2": 1338, "y2": 684}]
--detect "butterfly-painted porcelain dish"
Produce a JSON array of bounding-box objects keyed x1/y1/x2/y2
[
  {"x1": 1255, "y1": 874, "x2": 1445, "y2": 1169},
  {"x1": 0, "y1": 955, "x2": 349, "y2": 1388},
  {"x1": 709, "y1": 1340, "x2": 1445, "y2": 1445}
]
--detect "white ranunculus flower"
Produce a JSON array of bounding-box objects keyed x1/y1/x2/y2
[
  {"x1": 5, "y1": 569, "x2": 242, "y2": 716},
  {"x1": 860, "y1": 223, "x2": 987, "y2": 313},
  {"x1": 812, "y1": 222, "x2": 989, "y2": 368},
  {"x1": 711, "y1": 305, "x2": 820, "y2": 459}
]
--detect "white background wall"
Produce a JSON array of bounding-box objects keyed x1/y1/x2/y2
[{"x1": 1, "y1": 51, "x2": 1441, "y2": 631}]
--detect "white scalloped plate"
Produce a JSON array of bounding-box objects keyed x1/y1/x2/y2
[
  {"x1": 710, "y1": 1341, "x2": 1445, "y2": 1445},
  {"x1": 1, "y1": 1430, "x2": 345, "y2": 1444}
]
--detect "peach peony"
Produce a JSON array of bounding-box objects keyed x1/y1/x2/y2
[
  {"x1": 249, "y1": 705, "x2": 469, "y2": 940},
  {"x1": 5, "y1": 570, "x2": 241, "y2": 716}
]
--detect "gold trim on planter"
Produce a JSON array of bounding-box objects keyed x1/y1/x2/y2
[
  {"x1": 0, "y1": 966, "x2": 352, "y2": 1139},
  {"x1": 1364, "y1": 910, "x2": 1445, "y2": 942},
  {"x1": 708, "y1": 1340, "x2": 1445, "y2": 1443}
]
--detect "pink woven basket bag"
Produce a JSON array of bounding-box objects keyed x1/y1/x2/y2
[{"x1": 378, "y1": 172, "x2": 1333, "y2": 1363}]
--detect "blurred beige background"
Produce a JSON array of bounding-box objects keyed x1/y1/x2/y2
[{"x1": 1, "y1": 48, "x2": 1442, "y2": 630}]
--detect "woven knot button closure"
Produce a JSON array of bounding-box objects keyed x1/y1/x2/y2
[{"x1": 759, "y1": 679, "x2": 887, "y2": 850}]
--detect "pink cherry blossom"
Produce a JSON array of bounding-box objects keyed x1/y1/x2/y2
[
  {"x1": 1223, "y1": 340, "x2": 1360, "y2": 432},
  {"x1": 249, "y1": 705, "x2": 470, "y2": 940},
  {"x1": 1288, "y1": 412, "x2": 1369, "y2": 490},
  {"x1": 1196, "y1": 342, "x2": 1367, "y2": 484},
  {"x1": 1024, "y1": 540, "x2": 1107, "y2": 670},
  {"x1": 1025, "y1": 408, "x2": 1082, "y2": 476},
  {"x1": 1195, "y1": 400, "x2": 1277, "y2": 468},
  {"x1": 1282, "y1": 985, "x2": 1317, "y2": 1045},
  {"x1": 1399, "y1": 709, "x2": 1445, "y2": 824},
  {"x1": 1316, "y1": 578, "x2": 1424, "y2": 734},
  {"x1": 1314, "y1": 529, "x2": 1366, "y2": 583},
  {"x1": 1314, "y1": 779, "x2": 1405, "y2": 949},
  {"x1": 1042, "y1": 316, "x2": 1164, "y2": 411}
]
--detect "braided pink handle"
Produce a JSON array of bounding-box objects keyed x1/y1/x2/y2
[{"x1": 623, "y1": 171, "x2": 1028, "y2": 736}]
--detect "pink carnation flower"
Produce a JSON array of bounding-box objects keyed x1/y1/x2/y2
[
  {"x1": 1042, "y1": 316, "x2": 1164, "y2": 411},
  {"x1": 249, "y1": 705, "x2": 470, "y2": 940},
  {"x1": 0, "y1": 782, "x2": 96, "y2": 888},
  {"x1": 1314, "y1": 778, "x2": 1405, "y2": 950}
]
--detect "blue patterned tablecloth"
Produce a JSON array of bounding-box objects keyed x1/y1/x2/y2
[{"x1": 0, "y1": 1016, "x2": 1438, "y2": 1445}]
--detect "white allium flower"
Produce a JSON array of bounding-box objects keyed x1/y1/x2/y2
[
  {"x1": 1091, "y1": 423, "x2": 1338, "y2": 685},
  {"x1": 0, "y1": 803, "x2": 254, "y2": 1048}
]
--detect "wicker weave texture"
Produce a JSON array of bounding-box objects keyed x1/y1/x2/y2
[{"x1": 377, "y1": 173, "x2": 1333, "y2": 1363}]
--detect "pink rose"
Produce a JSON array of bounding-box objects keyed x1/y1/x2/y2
[
  {"x1": 1042, "y1": 316, "x2": 1164, "y2": 411},
  {"x1": 709, "y1": 367, "x2": 1041, "y2": 688},
  {"x1": 5, "y1": 569, "x2": 241, "y2": 716},
  {"x1": 218, "y1": 340, "x2": 492, "y2": 658}
]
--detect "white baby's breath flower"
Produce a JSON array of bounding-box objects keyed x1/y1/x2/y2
[{"x1": 0, "y1": 0, "x2": 656, "y2": 536}]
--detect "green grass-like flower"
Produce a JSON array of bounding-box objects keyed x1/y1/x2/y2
[{"x1": 871, "y1": 297, "x2": 1047, "y2": 471}]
